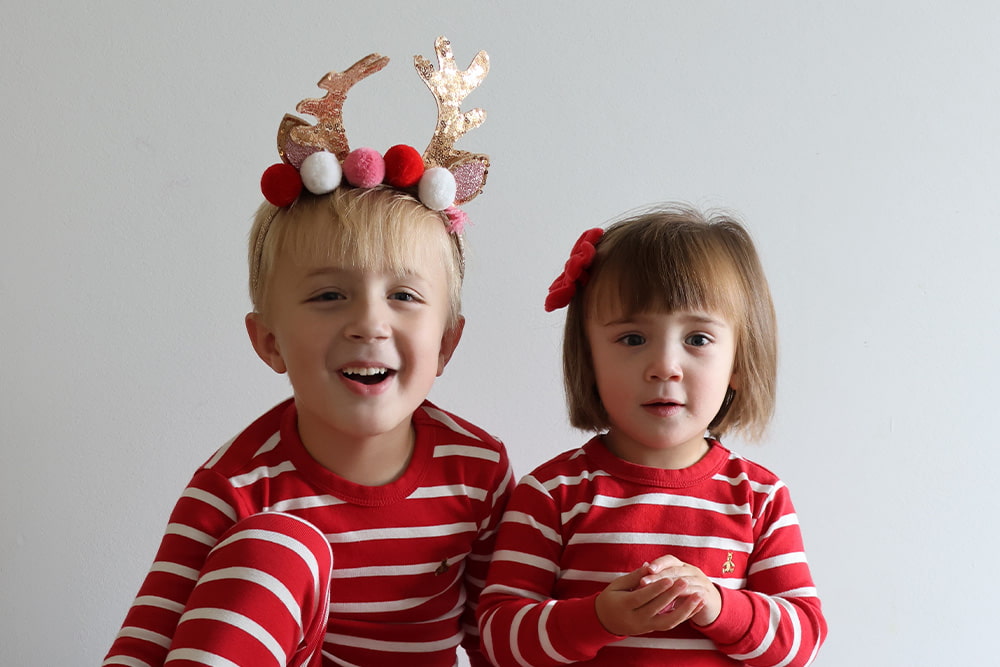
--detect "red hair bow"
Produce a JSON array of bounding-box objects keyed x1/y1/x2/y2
[{"x1": 544, "y1": 227, "x2": 604, "y2": 311}]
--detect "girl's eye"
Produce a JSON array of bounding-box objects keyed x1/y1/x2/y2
[
  {"x1": 618, "y1": 333, "x2": 645, "y2": 347},
  {"x1": 685, "y1": 333, "x2": 712, "y2": 347}
]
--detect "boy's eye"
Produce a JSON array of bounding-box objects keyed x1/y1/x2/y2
[
  {"x1": 309, "y1": 291, "x2": 345, "y2": 302},
  {"x1": 685, "y1": 333, "x2": 712, "y2": 347},
  {"x1": 390, "y1": 291, "x2": 418, "y2": 303},
  {"x1": 618, "y1": 333, "x2": 645, "y2": 346}
]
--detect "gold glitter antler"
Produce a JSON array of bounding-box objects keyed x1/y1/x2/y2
[
  {"x1": 415, "y1": 36, "x2": 490, "y2": 204},
  {"x1": 277, "y1": 53, "x2": 390, "y2": 166}
]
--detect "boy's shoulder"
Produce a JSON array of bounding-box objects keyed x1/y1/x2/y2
[
  {"x1": 414, "y1": 399, "x2": 506, "y2": 455},
  {"x1": 197, "y1": 399, "x2": 294, "y2": 478}
]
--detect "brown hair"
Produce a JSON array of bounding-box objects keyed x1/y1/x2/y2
[
  {"x1": 248, "y1": 186, "x2": 464, "y2": 326},
  {"x1": 562, "y1": 203, "x2": 777, "y2": 441}
]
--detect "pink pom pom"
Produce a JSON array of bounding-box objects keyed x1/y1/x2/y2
[
  {"x1": 261, "y1": 163, "x2": 302, "y2": 207},
  {"x1": 444, "y1": 206, "x2": 468, "y2": 234},
  {"x1": 343, "y1": 147, "x2": 386, "y2": 188}
]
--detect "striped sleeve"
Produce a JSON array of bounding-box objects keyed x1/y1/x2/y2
[
  {"x1": 103, "y1": 468, "x2": 246, "y2": 666},
  {"x1": 477, "y1": 473, "x2": 620, "y2": 666},
  {"x1": 698, "y1": 480, "x2": 827, "y2": 667},
  {"x1": 460, "y1": 445, "x2": 516, "y2": 667}
]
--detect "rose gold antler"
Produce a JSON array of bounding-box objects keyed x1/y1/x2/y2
[
  {"x1": 277, "y1": 53, "x2": 390, "y2": 166},
  {"x1": 415, "y1": 36, "x2": 490, "y2": 204}
]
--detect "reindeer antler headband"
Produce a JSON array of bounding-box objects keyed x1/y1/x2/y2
[{"x1": 259, "y1": 36, "x2": 490, "y2": 225}]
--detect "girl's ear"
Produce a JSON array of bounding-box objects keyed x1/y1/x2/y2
[
  {"x1": 437, "y1": 316, "x2": 466, "y2": 376},
  {"x1": 245, "y1": 312, "x2": 287, "y2": 374}
]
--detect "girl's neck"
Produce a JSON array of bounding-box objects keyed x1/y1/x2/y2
[{"x1": 602, "y1": 430, "x2": 711, "y2": 471}]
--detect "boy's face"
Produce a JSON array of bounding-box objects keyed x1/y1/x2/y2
[
  {"x1": 246, "y1": 233, "x2": 462, "y2": 452},
  {"x1": 586, "y1": 306, "x2": 736, "y2": 470}
]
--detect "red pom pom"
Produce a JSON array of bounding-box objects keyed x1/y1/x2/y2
[
  {"x1": 261, "y1": 163, "x2": 302, "y2": 207},
  {"x1": 383, "y1": 144, "x2": 425, "y2": 188}
]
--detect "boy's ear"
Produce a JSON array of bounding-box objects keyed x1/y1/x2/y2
[
  {"x1": 245, "y1": 312, "x2": 287, "y2": 374},
  {"x1": 437, "y1": 316, "x2": 465, "y2": 376}
]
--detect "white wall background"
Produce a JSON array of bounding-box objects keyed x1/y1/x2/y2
[{"x1": 3, "y1": 1, "x2": 998, "y2": 664}]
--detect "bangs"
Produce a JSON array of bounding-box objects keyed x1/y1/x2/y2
[
  {"x1": 278, "y1": 188, "x2": 451, "y2": 277},
  {"x1": 251, "y1": 187, "x2": 463, "y2": 323},
  {"x1": 585, "y1": 216, "x2": 746, "y2": 324}
]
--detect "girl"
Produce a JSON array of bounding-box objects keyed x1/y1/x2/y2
[{"x1": 478, "y1": 204, "x2": 826, "y2": 666}]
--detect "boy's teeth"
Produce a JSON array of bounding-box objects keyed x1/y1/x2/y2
[{"x1": 342, "y1": 367, "x2": 386, "y2": 376}]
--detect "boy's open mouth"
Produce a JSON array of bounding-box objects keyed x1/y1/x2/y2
[{"x1": 341, "y1": 367, "x2": 392, "y2": 385}]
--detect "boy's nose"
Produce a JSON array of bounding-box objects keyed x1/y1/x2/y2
[{"x1": 345, "y1": 298, "x2": 391, "y2": 341}]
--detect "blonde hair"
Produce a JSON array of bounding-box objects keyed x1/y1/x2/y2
[
  {"x1": 248, "y1": 186, "x2": 464, "y2": 326},
  {"x1": 562, "y1": 203, "x2": 777, "y2": 442}
]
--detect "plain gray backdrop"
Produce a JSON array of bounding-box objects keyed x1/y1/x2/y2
[{"x1": 3, "y1": 1, "x2": 998, "y2": 664}]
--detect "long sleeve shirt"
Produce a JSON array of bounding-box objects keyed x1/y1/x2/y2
[
  {"x1": 478, "y1": 437, "x2": 825, "y2": 666},
  {"x1": 105, "y1": 398, "x2": 513, "y2": 666}
]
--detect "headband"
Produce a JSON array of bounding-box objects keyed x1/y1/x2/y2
[{"x1": 251, "y1": 36, "x2": 490, "y2": 297}]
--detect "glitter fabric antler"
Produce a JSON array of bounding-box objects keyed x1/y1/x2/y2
[
  {"x1": 276, "y1": 54, "x2": 390, "y2": 168},
  {"x1": 415, "y1": 36, "x2": 490, "y2": 205},
  {"x1": 260, "y1": 37, "x2": 490, "y2": 226}
]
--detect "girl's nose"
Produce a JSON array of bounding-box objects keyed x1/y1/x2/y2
[
  {"x1": 646, "y1": 346, "x2": 682, "y2": 382},
  {"x1": 345, "y1": 297, "x2": 391, "y2": 341}
]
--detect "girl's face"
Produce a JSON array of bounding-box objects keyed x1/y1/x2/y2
[{"x1": 585, "y1": 305, "x2": 737, "y2": 469}]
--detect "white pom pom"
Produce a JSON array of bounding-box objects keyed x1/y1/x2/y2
[
  {"x1": 418, "y1": 167, "x2": 457, "y2": 211},
  {"x1": 300, "y1": 151, "x2": 342, "y2": 195}
]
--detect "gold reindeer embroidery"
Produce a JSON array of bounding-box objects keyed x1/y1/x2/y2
[{"x1": 722, "y1": 552, "x2": 736, "y2": 575}]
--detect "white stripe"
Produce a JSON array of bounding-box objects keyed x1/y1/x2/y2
[
  {"x1": 113, "y1": 626, "x2": 170, "y2": 648},
  {"x1": 730, "y1": 595, "x2": 782, "y2": 661},
  {"x1": 559, "y1": 569, "x2": 620, "y2": 583},
  {"x1": 326, "y1": 630, "x2": 461, "y2": 652},
  {"x1": 613, "y1": 636, "x2": 716, "y2": 650},
  {"x1": 583, "y1": 492, "x2": 750, "y2": 518},
  {"x1": 749, "y1": 551, "x2": 807, "y2": 575},
  {"x1": 509, "y1": 605, "x2": 532, "y2": 667},
  {"x1": 538, "y1": 600, "x2": 573, "y2": 663},
  {"x1": 781, "y1": 586, "x2": 819, "y2": 598},
  {"x1": 269, "y1": 494, "x2": 345, "y2": 512},
  {"x1": 149, "y1": 560, "x2": 199, "y2": 581},
  {"x1": 713, "y1": 576, "x2": 747, "y2": 589},
  {"x1": 327, "y1": 521, "x2": 476, "y2": 543},
  {"x1": 761, "y1": 512, "x2": 799, "y2": 540},
  {"x1": 409, "y1": 483, "x2": 488, "y2": 501},
  {"x1": 253, "y1": 431, "x2": 282, "y2": 457},
  {"x1": 166, "y1": 648, "x2": 243, "y2": 667},
  {"x1": 500, "y1": 510, "x2": 562, "y2": 544},
  {"x1": 538, "y1": 469, "x2": 610, "y2": 492},
  {"x1": 181, "y1": 488, "x2": 237, "y2": 521},
  {"x1": 423, "y1": 405, "x2": 479, "y2": 439},
  {"x1": 102, "y1": 657, "x2": 152, "y2": 667},
  {"x1": 481, "y1": 583, "x2": 547, "y2": 602},
  {"x1": 771, "y1": 597, "x2": 803, "y2": 667},
  {"x1": 433, "y1": 443, "x2": 501, "y2": 462},
  {"x1": 176, "y1": 608, "x2": 285, "y2": 665},
  {"x1": 329, "y1": 559, "x2": 458, "y2": 578},
  {"x1": 492, "y1": 549, "x2": 558, "y2": 574},
  {"x1": 131, "y1": 595, "x2": 184, "y2": 614},
  {"x1": 229, "y1": 461, "x2": 297, "y2": 487},
  {"x1": 165, "y1": 522, "x2": 217, "y2": 547},
  {"x1": 196, "y1": 567, "x2": 302, "y2": 624},
  {"x1": 215, "y1": 523, "x2": 325, "y2": 601},
  {"x1": 329, "y1": 570, "x2": 460, "y2": 614},
  {"x1": 567, "y1": 531, "x2": 751, "y2": 552}
]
